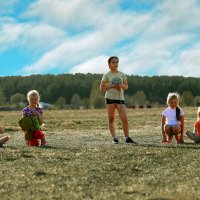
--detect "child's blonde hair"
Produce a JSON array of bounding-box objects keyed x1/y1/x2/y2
[
  {"x1": 166, "y1": 92, "x2": 180, "y2": 105},
  {"x1": 27, "y1": 90, "x2": 40, "y2": 102},
  {"x1": 197, "y1": 107, "x2": 200, "y2": 121}
]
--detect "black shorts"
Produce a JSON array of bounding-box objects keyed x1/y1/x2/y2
[{"x1": 106, "y1": 99, "x2": 125, "y2": 104}]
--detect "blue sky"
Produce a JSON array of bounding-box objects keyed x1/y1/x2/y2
[{"x1": 1, "y1": 0, "x2": 200, "y2": 77}]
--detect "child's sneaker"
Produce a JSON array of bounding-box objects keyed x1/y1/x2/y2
[
  {"x1": 125, "y1": 137, "x2": 137, "y2": 144},
  {"x1": 112, "y1": 137, "x2": 119, "y2": 144},
  {"x1": 41, "y1": 139, "x2": 46, "y2": 146}
]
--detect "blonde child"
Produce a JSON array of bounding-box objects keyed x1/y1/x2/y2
[
  {"x1": 100, "y1": 56, "x2": 136, "y2": 144},
  {"x1": 22, "y1": 90, "x2": 46, "y2": 146},
  {"x1": 0, "y1": 127, "x2": 10, "y2": 146},
  {"x1": 186, "y1": 107, "x2": 200, "y2": 142},
  {"x1": 161, "y1": 92, "x2": 184, "y2": 144}
]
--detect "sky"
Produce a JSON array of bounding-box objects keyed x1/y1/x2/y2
[{"x1": 1, "y1": 0, "x2": 200, "y2": 77}]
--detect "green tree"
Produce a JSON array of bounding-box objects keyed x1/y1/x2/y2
[
  {"x1": 1, "y1": 73, "x2": 200, "y2": 106},
  {"x1": 71, "y1": 94, "x2": 82, "y2": 109},
  {"x1": 10, "y1": 93, "x2": 26, "y2": 108},
  {"x1": 93, "y1": 96, "x2": 105, "y2": 109},
  {"x1": 90, "y1": 80, "x2": 104, "y2": 108},
  {"x1": 194, "y1": 96, "x2": 200, "y2": 106},
  {"x1": 55, "y1": 97, "x2": 66, "y2": 109},
  {"x1": 181, "y1": 91, "x2": 194, "y2": 106},
  {"x1": 124, "y1": 94, "x2": 135, "y2": 107},
  {"x1": 82, "y1": 98, "x2": 90, "y2": 109},
  {"x1": 132, "y1": 90, "x2": 148, "y2": 105},
  {"x1": 0, "y1": 89, "x2": 6, "y2": 106}
]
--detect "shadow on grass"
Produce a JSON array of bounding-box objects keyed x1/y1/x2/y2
[
  {"x1": 135, "y1": 142, "x2": 200, "y2": 149},
  {"x1": 33, "y1": 171, "x2": 48, "y2": 176},
  {"x1": 2, "y1": 140, "x2": 200, "y2": 150},
  {"x1": 124, "y1": 190, "x2": 149, "y2": 196}
]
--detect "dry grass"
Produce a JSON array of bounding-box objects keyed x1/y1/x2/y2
[{"x1": 0, "y1": 107, "x2": 199, "y2": 200}]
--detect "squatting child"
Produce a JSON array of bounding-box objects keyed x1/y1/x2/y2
[
  {"x1": 161, "y1": 92, "x2": 184, "y2": 144},
  {"x1": 22, "y1": 90, "x2": 46, "y2": 146}
]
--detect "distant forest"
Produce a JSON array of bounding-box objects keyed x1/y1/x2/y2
[{"x1": 0, "y1": 73, "x2": 200, "y2": 108}]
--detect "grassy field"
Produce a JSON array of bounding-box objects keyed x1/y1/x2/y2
[{"x1": 0, "y1": 107, "x2": 200, "y2": 200}]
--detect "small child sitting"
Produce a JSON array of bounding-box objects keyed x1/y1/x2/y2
[
  {"x1": 20, "y1": 90, "x2": 46, "y2": 146},
  {"x1": 186, "y1": 107, "x2": 200, "y2": 143}
]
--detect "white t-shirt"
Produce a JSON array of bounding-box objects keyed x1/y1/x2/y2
[
  {"x1": 101, "y1": 71, "x2": 127, "y2": 100},
  {"x1": 162, "y1": 107, "x2": 184, "y2": 126}
]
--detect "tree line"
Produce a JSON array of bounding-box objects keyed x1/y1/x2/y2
[{"x1": 0, "y1": 73, "x2": 200, "y2": 108}]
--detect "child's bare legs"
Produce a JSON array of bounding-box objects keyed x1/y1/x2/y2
[
  {"x1": 26, "y1": 138, "x2": 39, "y2": 146},
  {"x1": 116, "y1": 104, "x2": 129, "y2": 137},
  {"x1": 106, "y1": 104, "x2": 116, "y2": 138},
  {"x1": 26, "y1": 130, "x2": 46, "y2": 146},
  {"x1": 0, "y1": 127, "x2": 5, "y2": 134},
  {"x1": 172, "y1": 125, "x2": 182, "y2": 143},
  {"x1": 0, "y1": 127, "x2": 10, "y2": 145},
  {"x1": 164, "y1": 125, "x2": 182, "y2": 143},
  {"x1": 164, "y1": 125, "x2": 173, "y2": 142},
  {"x1": 34, "y1": 130, "x2": 46, "y2": 146}
]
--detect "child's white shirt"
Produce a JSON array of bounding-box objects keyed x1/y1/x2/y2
[{"x1": 162, "y1": 107, "x2": 184, "y2": 126}]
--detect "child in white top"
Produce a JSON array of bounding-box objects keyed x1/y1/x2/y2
[{"x1": 161, "y1": 92, "x2": 184, "y2": 144}]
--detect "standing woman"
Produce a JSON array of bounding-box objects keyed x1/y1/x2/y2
[{"x1": 100, "y1": 56, "x2": 136, "y2": 144}]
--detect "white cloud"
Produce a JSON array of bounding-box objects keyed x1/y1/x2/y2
[
  {"x1": 1, "y1": 0, "x2": 200, "y2": 77},
  {"x1": 0, "y1": 20, "x2": 65, "y2": 53},
  {"x1": 69, "y1": 56, "x2": 108, "y2": 74},
  {"x1": 0, "y1": 0, "x2": 18, "y2": 15},
  {"x1": 0, "y1": 22, "x2": 22, "y2": 51},
  {"x1": 21, "y1": 0, "x2": 152, "y2": 74},
  {"x1": 23, "y1": 0, "x2": 116, "y2": 29},
  {"x1": 162, "y1": 45, "x2": 200, "y2": 77}
]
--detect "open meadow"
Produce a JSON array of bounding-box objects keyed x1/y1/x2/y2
[{"x1": 0, "y1": 107, "x2": 200, "y2": 200}]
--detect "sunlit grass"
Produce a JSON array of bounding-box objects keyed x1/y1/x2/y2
[{"x1": 0, "y1": 107, "x2": 199, "y2": 199}]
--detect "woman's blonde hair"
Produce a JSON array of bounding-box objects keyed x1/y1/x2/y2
[
  {"x1": 27, "y1": 90, "x2": 40, "y2": 102},
  {"x1": 166, "y1": 92, "x2": 180, "y2": 105}
]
